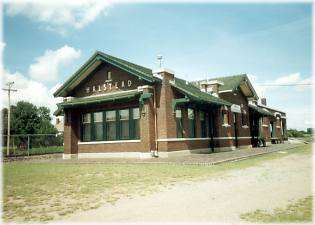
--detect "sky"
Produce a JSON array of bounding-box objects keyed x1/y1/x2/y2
[{"x1": 1, "y1": 1, "x2": 313, "y2": 130}]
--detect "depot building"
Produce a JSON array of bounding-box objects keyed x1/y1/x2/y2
[{"x1": 54, "y1": 51, "x2": 287, "y2": 159}]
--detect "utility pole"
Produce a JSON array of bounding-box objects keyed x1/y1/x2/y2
[{"x1": 2, "y1": 82, "x2": 17, "y2": 157}]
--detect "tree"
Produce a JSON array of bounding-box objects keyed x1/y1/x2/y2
[
  {"x1": 2, "y1": 101, "x2": 58, "y2": 135},
  {"x1": 11, "y1": 101, "x2": 40, "y2": 135}
]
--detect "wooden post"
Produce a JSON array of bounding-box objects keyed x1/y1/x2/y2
[{"x1": 27, "y1": 135, "x2": 30, "y2": 157}]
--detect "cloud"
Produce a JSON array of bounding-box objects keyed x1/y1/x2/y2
[
  {"x1": 247, "y1": 72, "x2": 313, "y2": 130},
  {"x1": 29, "y1": 45, "x2": 81, "y2": 83},
  {"x1": 248, "y1": 73, "x2": 312, "y2": 98},
  {"x1": 5, "y1": 0, "x2": 111, "y2": 34},
  {"x1": 1, "y1": 69, "x2": 63, "y2": 117}
]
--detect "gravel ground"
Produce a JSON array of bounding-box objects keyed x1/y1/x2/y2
[{"x1": 62, "y1": 149, "x2": 312, "y2": 223}]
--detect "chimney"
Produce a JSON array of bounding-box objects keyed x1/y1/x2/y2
[
  {"x1": 261, "y1": 98, "x2": 267, "y2": 106},
  {"x1": 153, "y1": 68, "x2": 175, "y2": 83},
  {"x1": 201, "y1": 80, "x2": 224, "y2": 97}
]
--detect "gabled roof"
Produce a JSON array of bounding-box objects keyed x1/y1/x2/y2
[
  {"x1": 258, "y1": 104, "x2": 286, "y2": 115},
  {"x1": 171, "y1": 77, "x2": 232, "y2": 106},
  {"x1": 248, "y1": 104, "x2": 274, "y2": 117},
  {"x1": 54, "y1": 51, "x2": 158, "y2": 97},
  {"x1": 193, "y1": 74, "x2": 258, "y2": 99}
]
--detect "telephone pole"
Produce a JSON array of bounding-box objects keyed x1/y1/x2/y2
[{"x1": 2, "y1": 82, "x2": 17, "y2": 157}]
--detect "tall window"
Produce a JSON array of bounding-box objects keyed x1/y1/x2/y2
[
  {"x1": 176, "y1": 109, "x2": 184, "y2": 138},
  {"x1": 119, "y1": 109, "x2": 130, "y2": 140},
  {"x1": 82, "y1": 113, "x2": 91, "y2": 141},
  {"x1": 132, "y1": 108, "x2": 140, "y2": 139},
  {"x1": 107, "y1": 71, "x2": 112, "y2": 80},
  {"x1": 188, "y1": 108, "x2": 195, "y2": 138},
  {"x1": 200, "y1": 111, "x2": 206, "y2": 137},
  {"x1": 221, "y1": 110, "x2": 229, "y2": 125},
  {"x1": 241, "y1": 112, "x2": 247, "y2": 126},
  {"x1": 270, "y1": 122, "x2": 274, "y2": 137},
  {"x1": 106, "y1": 110, "x2": 116, "y2": 140},
  {"x1": 93, "y1": 112, "x2": 103, "y2": 141}
]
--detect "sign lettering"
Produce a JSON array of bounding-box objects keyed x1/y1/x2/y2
[{"x1": 85, "y1": 80, "x2": 133, "y2": 94}]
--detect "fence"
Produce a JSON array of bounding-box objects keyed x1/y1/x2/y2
[{"x1": 2, "y1": 133, "x2": 64, "y2": 157}]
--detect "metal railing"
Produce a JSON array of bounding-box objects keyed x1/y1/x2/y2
[{"x1": 2, "y1": 133, "x2": 64, "y2": 157}]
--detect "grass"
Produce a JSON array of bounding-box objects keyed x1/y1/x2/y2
[
  {"x1": 2, "y1": 143, "x2": 311, "y2": 222},
  {"x1": 240, "y1": 196, "x2": 313, "y2": 222}
]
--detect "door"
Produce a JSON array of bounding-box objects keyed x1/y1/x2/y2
[{"x1": 233, "y1": 113, "x2": 239, "y2": 148}]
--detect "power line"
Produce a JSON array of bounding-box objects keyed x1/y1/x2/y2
[{"x1": 256, "y1": 83, "x2": 312, "y2": 87}]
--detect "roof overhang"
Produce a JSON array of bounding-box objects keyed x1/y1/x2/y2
[
  {"x1": 54, "y1": 52, "x2": 157, "y2": 98},
  {"x1": 248, "y1": 104, "x2": 274, "y2": 117},
  {"x1": 239, "y1": 77, "x2": 258, "y2": 100}
]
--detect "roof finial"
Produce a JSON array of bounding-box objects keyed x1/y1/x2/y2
[{"x1": 157, "y1": 55, "x2": 163, "y2": 68}]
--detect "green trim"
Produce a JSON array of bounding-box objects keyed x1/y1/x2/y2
[
  {"x1": 171, "y1": 78, "x2": 232, "y2": 107},
  {"x1": 139, "y1": 92, "x2": 153, "y2": 107},
  {"x1": 54, "y1": 51, "x2": 158, "y2": 97},
  {"x1": 58, "y1": 90, "x2": 140, "y2": 109},
  {"x1": 172, "y1": 97, "x2": 190, "y2": 112},
  {"x1": 248, "y1": 104, "x2": 274, "y2": 117}
]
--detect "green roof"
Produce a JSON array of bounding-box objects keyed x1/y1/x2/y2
[
  {"x1": 192, "y1": 74, "x2": 258, "y2": 99},
  {"x1": 171, "y1": 77, "x2": 232, "y2": 106},
  {"x1": 248, "y1": 104, "x2": 274, "y2": 117},
  {"x1": 58, "y1": 90, "x2": 140, "y2": 109},
  {"x1": 54, "y1": 51, "x2": 158, "y2": 97}
]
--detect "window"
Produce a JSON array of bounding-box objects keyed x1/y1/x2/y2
[
  {"x1": 107, "y1": 71, "x2": 112, "y2": 80},
  {"x1": 200, "y1": 111, "x2": 207, "y2": 137},
  {"x1": 119, "y1": 109, "x2": 129, "y2": 140},
  {"x1": 82, "y1": 113, "x2": 91, "y2": 141},
  {"x1": 188, "y1": 108, "x2": 195, "y2": 138},
  {"x1": 132, "y1": 108, "x2": 140, "y2": 139},
  {"x1": 221, "y1": 110, "x2": 229, "y2": 125},
  {"x1": 106, "y1": 110, "x2": 116, "y2": 140},
  {"x1": 270, "y1": 122, "x2": 275, "y2": 137},
  {"x1": 241, "y1": 113, "x2": 247, "y2": 126},
  {"x1": 176, "y1": 109, "x2": 184, "y2": 138},
  {"x1": 93, "y1": 112, "x2": 103, "y2": 141},
  {"x1": 82, "y1": 108, "x2": 140, "y2": 142}
]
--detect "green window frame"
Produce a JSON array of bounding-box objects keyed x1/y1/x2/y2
[
  {"x1": 93, "y1": 112, "x2": 103, "y2": 141},
  {"x1": 82, "y1": 113, "x2": 91, "y2": 141},
  {"x1": 81, "y1": 107, "x2": 140, "y2": 142},
  {"x1": 188, "y1": 108, "x2": 195, "y2": 138},
  {"x1": 176, "y1": 109, "x2": 184, "y2": 138}
]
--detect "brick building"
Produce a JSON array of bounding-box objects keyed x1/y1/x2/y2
[{"x1": 54, "y1": 51, "x2": 287, "y2": 159}]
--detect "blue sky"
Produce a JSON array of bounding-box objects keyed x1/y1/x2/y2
[{"x1": 2, "y1": 2, "x2": 313, "y2": 130}]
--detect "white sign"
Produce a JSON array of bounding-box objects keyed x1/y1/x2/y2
[{"x1": 231, "y1": 104, "x2": 241, "y2": 113}]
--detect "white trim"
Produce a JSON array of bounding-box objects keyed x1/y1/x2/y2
[
  {"x1": 157, "y1": 137, "x2": 211, "y2": 142},
  {"x1": 153, "y1": 68, "x2": 175, "y2": 75},
  {"x1": 63, "y1": 154, "x2": 78, "y2": 159},
  {"x1": 262, "y1": 124, "x2": 269, "y2": 127},
  {"x1": 218, "y1": 89, "x2": 233, "y2": 93},
  {"x1": 78, "y1": 152, "x2": 152, "y2": 159},
  {"x1": 81, "y1": 89, "x2": 140, "y2": 99},
  {"x1": 238, "y1": 137, "x2": 252, "y2": 139},
  {"x1": 78, "y1": 140, "x2": 141, "y2": 145},
  {"x1": 213, "y1": 136, "x2": 251, "y2": 140},
  {"x1": 242, "y1": 125, "x2": 249, "y2": 129},
  {"x1": 276, "y1": 126, "x2": 281, "y2": 128},
  {"x1": 222, "y1": 124, "x2": 231, "y2": 127},
  {"x1": 157, "y1": 136, "x2": 251, "y2": 142}
]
